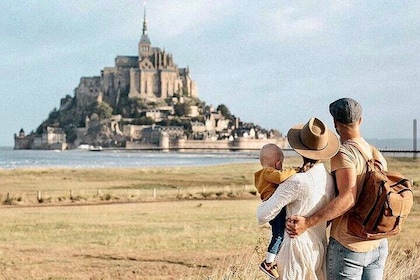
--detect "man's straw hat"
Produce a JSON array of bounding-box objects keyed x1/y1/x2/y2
[{"x1": 287, "y1": 117, "x2": 339, "y2": 160}]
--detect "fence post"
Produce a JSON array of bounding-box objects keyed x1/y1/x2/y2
[
  {"x1": 153, "y1": 188, "x2": 156, "y2": 198},
  {"x1": 37, "y1": 191, "x2": 42, "y2": 203}
]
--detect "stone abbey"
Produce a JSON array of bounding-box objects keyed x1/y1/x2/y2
[{"x1": 76, "y1": 8, "x2": 197, "y2": 110}]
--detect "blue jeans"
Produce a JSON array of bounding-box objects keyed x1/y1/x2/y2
[
  {"x1": 267, "y1": 207, "x2": 286, "y2": 255},
  {"x1": 327, "y1": 237, "x2": 388, "y2": 280}
]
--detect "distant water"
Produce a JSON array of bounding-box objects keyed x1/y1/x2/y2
[
  {"x1": 0, "y1": 147, "x2": 262, "y2": 169},
  {"x1": 367, "y1": 138, "x2": 419, "y2": 150},
  {"x1": 1, "y1": 138, "x2": 418, "y2": 169}
]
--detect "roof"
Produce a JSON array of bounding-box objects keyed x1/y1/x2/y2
[{"x1": 140, "y1": 34, "x2": 151, "y2": 45}]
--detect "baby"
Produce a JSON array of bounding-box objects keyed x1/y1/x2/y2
[{"x1": 255, "y1": 143, "x2": 299, "y2": 279}]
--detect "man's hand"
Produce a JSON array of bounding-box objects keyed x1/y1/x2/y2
[{"x1": 286, "y1": 216, "x2": 309, "y2": 238}]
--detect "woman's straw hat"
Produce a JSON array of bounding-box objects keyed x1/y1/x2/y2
[{"x1": 287, "y1": 117, "x2": 339, "y2": 160}]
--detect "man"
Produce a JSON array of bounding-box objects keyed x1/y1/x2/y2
[{"x1": 286, "y1": 98, "x2": 388, "y2": 280}]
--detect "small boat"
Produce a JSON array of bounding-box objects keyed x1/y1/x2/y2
[
  {"x1": 77, "y1": 144, "x2": 90, "y2": 150},
  {"x1": 88, "y1": 145, "x2": 103, "y2": 152}
]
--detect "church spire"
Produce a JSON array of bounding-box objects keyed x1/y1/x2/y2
[
  {"x1": 142, "y1": 3, "x2": 148, "y2": 35},
  {"x1": 139, "y1": 1, "x2": 151, "y2": 59}
]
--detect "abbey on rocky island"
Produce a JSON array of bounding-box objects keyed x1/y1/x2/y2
[{"x1": 15, "y1": 7, "x2": 286, "y2": 151}]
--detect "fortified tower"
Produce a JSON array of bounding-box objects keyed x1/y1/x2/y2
[
  {"x1": 128, "y1": 6, "x2": 197, "y2": 101},
  {"x1": 138, "y1": 8, "x2": 152, "y2": 58}
]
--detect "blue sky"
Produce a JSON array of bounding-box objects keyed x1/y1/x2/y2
[{"x1": 1, "y1": 0, "x2": 419, "y2": 147}]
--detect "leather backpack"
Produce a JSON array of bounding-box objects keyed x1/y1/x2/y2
[{"x1": 347, "y1": 143, "x2": 413, "y2": 240}]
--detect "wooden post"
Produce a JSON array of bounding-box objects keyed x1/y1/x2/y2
[
  {"x1": 414, "y1": 119, "x2": 417, "y2": 159},
  {"x1": 37, "y1": 191, "x2": 42, "y2": 203},
  {"x1": 153, "y1": 188, "x2": 156, "y2": 198}
]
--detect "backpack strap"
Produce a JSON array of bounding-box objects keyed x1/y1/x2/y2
[
  {"x1": 345, "y1": 142, "x2": 376, "y2": 204},
  {"x1": 347, "y1": 141, "x2": 383, "y2": 171},
  {"x1": 345, "y1": 141, "x2": 372, "y2": 162}
]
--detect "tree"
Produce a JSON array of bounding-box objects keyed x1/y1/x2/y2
[
  {"x1": 136, "y1": 117, "x2": 154, "y2": 125},
  {"x1": 95, "y1": 102, "x2": 113, "y2": 119},
  {"x1": 48, "y1": 108, "x2": 60, "y2": 122},
  {"x1": 174, "y1": 103, "x2": 190, "y2": 117},
  {"x1": 271, "y1": 129, "x2": 283, "y2": 138},
  {"x1": 64, "y1": 125, "x2": 77, "y2": 143},
  {"x1": 217, "y1": 104, "x2": 232, "y2": 119}
]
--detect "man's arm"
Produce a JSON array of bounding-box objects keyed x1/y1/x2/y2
[{"x1": 286, "y1": 168, "x2": 358, "y2": 237}]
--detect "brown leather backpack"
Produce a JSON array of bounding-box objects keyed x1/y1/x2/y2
[{"x1": 347, "y1": 143, "x2": 413, "y2": 240}]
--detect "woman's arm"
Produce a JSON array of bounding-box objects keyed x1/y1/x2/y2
[{"x1": 256, "y1": 177, "x2": 301, "y2": 225}]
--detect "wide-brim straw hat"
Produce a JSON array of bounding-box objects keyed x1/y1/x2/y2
[{"x1": 287, "y1": 117, "x2": 339, "y2": 160}]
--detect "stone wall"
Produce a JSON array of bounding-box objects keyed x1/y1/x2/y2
[
  {"x1": 230, "y1": 137, "x2": 288, "y2": 150},
  {"x1": 14, "y1": 134, "x2": 33, "y2": 149},
  {"x1": 125, "y1": 135, "x2": 288, "y2": 152}
]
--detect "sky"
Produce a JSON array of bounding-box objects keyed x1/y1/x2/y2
[{"x1": 1, "y1": 0, "x2": 419, "y2": 147}]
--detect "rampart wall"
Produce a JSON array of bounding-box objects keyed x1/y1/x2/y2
[{"x1": 125, "y1": 137, "x2": 288, "y2": 151}]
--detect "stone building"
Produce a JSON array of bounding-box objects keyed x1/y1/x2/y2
[
  {"x1": 75, "y1": 7, "x2": 197, "y2": 109},
  {"x1": 14, "y1": 127, "x2": 67, "y2": 150},
  {"x1": 14, "y1": 128, "x2": 32, "y2": 149}
]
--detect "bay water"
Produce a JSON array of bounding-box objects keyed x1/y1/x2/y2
[
  {"x1": 1, "y1": 137, "x2": 418, "y2": 169},
  {"x1": 0, "y1": 147, "x2": 263, "y2": 169}
]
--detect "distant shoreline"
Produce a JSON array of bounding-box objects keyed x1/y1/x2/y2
[
  {"x1": 2, "y1": 137, "x2": 419, "y2": 151},
  {"x1": 1, "y1": 145, "x2": 419, "y2": 154}
]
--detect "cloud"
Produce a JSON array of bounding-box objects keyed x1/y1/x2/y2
[{"x1": 270, "y1": 8, "x2": 324, "y2": 38}]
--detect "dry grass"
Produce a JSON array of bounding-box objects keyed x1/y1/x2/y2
[
  {"x1": 0, "y1": 156, "x2": 418, "y2": 279},
  {"x1": 0, "y1": 200, "x2": 266, "y2": 279},
  {"x1": 0, "y1": 163, "x2": 265, "y2": 205}
]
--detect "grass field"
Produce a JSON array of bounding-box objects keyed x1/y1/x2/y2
[{"x1": 0, "y1": 156, "x2": 418, "y2": 279}]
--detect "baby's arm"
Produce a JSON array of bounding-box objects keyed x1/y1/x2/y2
[{"x1": 263, "y1": 167, "x2": 297, "y2": 185}]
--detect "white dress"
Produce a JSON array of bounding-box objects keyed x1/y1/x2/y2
[{"x1": 257, "y1": 163, "x2": 335, "y2": 280}]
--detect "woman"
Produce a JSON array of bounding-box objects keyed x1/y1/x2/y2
[{"x1": 257, "y1": 117, "x2": 339, "y2": 280}]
